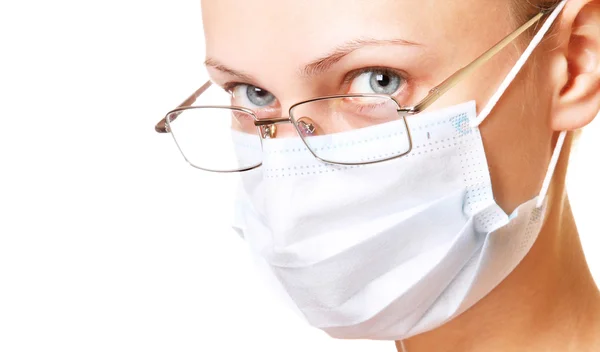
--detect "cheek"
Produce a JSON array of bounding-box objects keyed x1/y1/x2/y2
[{"x1": 477, "y1": 64, "x2": 555, "y2": 214}]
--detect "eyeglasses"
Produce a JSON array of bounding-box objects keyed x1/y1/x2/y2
[{"x1": 155, "y1": 9, "x2": 552, "y2": 173}]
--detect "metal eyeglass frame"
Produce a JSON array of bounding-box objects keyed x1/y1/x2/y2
[{"x1": 155, "y1": 8, "x2": 552, "y2": 172}]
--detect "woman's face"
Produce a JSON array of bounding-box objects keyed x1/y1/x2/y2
[{"x1": 201, "y1": 0, "x2": 557, "y2": 212}]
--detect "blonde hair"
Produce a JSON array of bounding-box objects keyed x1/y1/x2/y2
[{"x1": 512, "y1": 0, "x2": 563, "y2": 19}]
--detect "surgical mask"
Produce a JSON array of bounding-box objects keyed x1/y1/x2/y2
[{"x1": 232, "y1": 1, "x2": 567, "y2": 341}]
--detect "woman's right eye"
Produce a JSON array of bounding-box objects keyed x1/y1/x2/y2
[{"x1": 231, "y1": 84, "x2": 277, "y2": 109}]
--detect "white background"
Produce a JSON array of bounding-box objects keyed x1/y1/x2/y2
[{"x1": 0, "y1": 1, "x2": 598, "y2": 351}]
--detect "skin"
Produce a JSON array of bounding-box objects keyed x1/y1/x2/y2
[{"x1": 200, "y1": 0, "x2": 600, "y2": 351}]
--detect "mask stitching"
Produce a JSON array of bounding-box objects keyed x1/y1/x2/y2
[
  {"x1": 307, "y1": 130, "x2": 408, "y2": 152},
  {"x1": 458, "y1": 130, "x2": 494, "y2": 214},
  {"x1": 264, "y1": 134, "x2": 481, "y2": 178},
  {"x1": 262, "y1": 117, "x2": 460, "y2": 155},
  {"x1": 264, "y1": 134, "x2": 465, "y2": 157}
]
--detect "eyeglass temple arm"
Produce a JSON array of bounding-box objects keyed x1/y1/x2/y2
[
  {"x1": 403, "y1": 10, "x2": 547, "y2": 115},
  {"x1": 155, "y1": 80, "x2": 213, "y2": 133}
]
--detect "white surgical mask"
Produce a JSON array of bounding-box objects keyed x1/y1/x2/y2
[{"x1": 232, "y1": 1, "x2": 567, "y2": 341}]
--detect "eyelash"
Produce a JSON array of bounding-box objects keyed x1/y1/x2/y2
[
  {"x1": 222, "y1": 66, "x2": 411, "y2": 99},
  {"x1": 222, "y1": 82, "x2": 243, "y2": 94}
]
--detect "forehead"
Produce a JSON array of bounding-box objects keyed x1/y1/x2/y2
[
  {"x1": 201, "y1": 0, "x2": 507, "y2": 46},
  {"x1": 200, "y1": 0, "x2": 513, "y2": 86}
]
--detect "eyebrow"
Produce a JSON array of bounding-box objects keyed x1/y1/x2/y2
[
  {"x1": 301, "y1": 38, "x2": 422, "y2": 78},
  {"x1": 204, "y1": 57, "x2": 256, "y2": 81},
  {"x1": 204, "y1": 37, "x2": 421, "y2": 82}
]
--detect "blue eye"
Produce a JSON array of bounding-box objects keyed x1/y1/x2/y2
[
  {"x1": 246, "y1": 86, "x2": 275, "y2": 106},
  {"x1": 232, "y1": 84, "x2": 276, "y2": 108},
  {"x1": 349, "y1": 69, "x2": 404, "y2": 95}
]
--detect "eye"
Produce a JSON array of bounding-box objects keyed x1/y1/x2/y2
[
  {"x1": 231, "y1": 84, "x2": 276, "y2": 108},
  {"x1": 347, "y1": 69, "x2": 405, "y2": 95}
]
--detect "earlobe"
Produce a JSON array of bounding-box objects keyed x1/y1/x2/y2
[{"x1": 551, "y1": 0, "x2": 600, "y2": 131}]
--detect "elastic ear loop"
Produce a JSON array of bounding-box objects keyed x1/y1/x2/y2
[
  {"x1": 468, "y1": 0, "x2": 569, "y2": 208},
  {"x1": 536, "y1": 130, "x2": 567, "y2": 207}
]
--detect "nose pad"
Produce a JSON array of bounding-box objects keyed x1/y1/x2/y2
[
  {"x1": 296, "y1": 117, "x2": 317, "y2": 137},
  {"x1": 261, "y1": 122, "x2": 299, "y2": 139},
  {"x1": 260, "y1": 124, "x2": 277, "y2": 139}
]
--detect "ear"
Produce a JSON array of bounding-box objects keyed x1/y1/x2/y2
[{"x1": 550, "y1": 0, "x2": 600, "y2": 131}]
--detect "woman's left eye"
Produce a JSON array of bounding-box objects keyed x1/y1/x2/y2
[{"x1": 347, "y1": 69, "x2": 405, "y2": 95}]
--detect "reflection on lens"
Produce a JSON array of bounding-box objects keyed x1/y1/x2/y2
[
  {"x1": 167, "y1": 107, "x2": 262, "y2": 172},
  {"x1": 290, "y1": 96, "x2": 410, "y2": 164}
]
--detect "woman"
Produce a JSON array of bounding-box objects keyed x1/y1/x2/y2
[{"x1": 156, "y1": 0, "x2": 600, "y2": 350}]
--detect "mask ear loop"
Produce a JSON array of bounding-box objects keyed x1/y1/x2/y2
[
  {"x1": 468, "y1": 0, "x2": 568, "y2": 208},
  {"x1": 536, "y1": 130, "x2": 567, "y2": 207}
]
